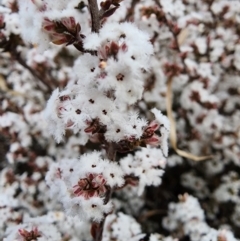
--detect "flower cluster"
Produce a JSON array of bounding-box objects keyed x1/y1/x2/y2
[
  {"x1": 45, "y1": 152, "x2": 123, "y2": 222},
  {"x1": 45, "y1": 145, "x2": 168, "y2": 221},
  {"x1": 163, "y1": 194, "x2": 238, "y2": 241},
  {"x1": 4, "y1": 211, "x2": 92, "y2": 241},
  {"x1": 44, "y1": 21, "x2": 158, "y2": 146}
]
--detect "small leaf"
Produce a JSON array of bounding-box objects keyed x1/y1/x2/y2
[
  {"x1": 66, "y1": 37, "x2": 76, "y2": 46},
  {"x1": 100, "y1": 0, "x2": 111, "y2": 10},
  {"x1": 101, "y1": 6, "x2": 119, "y2": 19},
  {"x1": 76, "y1": 23, "x2": 81, "y2": 33}
]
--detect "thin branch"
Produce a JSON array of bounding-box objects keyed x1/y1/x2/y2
[
  {"x1": 153, "y1": 0, "x2": 189, "y2": 74},
  {"x1": 124, "y1": 0, "x2": 140, "y2": 21},
  {"x1": 106, "y1": 142, "x2": 116, "y2": 162},
  {"x1": 91, "y1": 220, "x2": 105, "y2": 241},
  {"x1": 88, "y1": 0, "x2": 101, "y2": 33},
  {"x1": 14, "y1": 54, "x2": 53, "y2": 93}
]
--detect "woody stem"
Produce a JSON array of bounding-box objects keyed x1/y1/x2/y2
[{"x1": 88, "y1": 0, "x2": 100, "y2": 33}]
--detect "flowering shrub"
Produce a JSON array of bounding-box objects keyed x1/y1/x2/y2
[{"x1": 1, "y1": 0, "x2": 240, "y2": 240}]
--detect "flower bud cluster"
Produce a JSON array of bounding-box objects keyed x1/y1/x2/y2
[{"x1": 18, "y1": 0, "x2": 90, "y2": 51}]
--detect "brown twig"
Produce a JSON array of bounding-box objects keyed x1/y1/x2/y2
[
  {"x1": 106, "y1": 142, "x2": 116, "y2": 162},
  {"x1": 14, "y1": 53, "x2": 53, "y2": 93},
  {"x1": 88, "y1": 0, "x2": 101, "y2": 33},
  {"x1": 153, "y1": 0, "x2": 189, "y2": 74},
  {"x1": 91, "y1": 220, "x2": 105, "y2": 241},
  {"x1": 124, "y1": 0, "x2": 140, "y2": 21}
]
